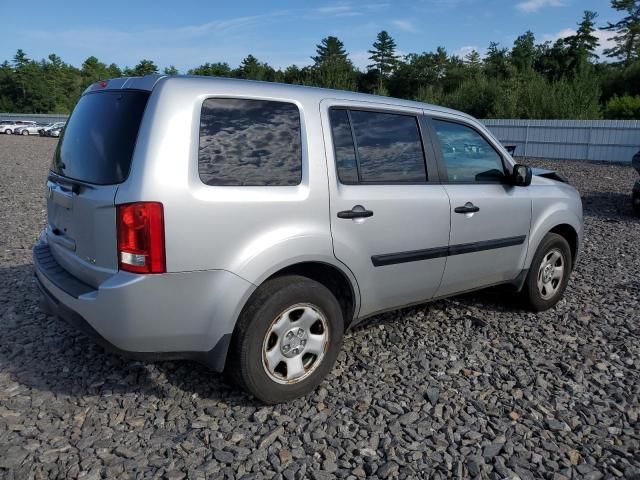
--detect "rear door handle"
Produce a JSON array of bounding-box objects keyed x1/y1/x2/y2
[
  {"x1": 337, "y1": 206, "x2": 374, "y2": 219},
  {"x1": 454, "y1": 203, "x2": 480, "y2": 214}
]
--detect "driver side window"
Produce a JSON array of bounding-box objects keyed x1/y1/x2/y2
[{"x1": 432, "y1": 119, "x2": 505, "y2": 183}]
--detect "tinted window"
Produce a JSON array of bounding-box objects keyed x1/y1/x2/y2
[
  {"x1": 52, "y1": 91, "x2": 149, "y2": 184},
  {"x1": 329, "y1": 109, "x2": 358, "y2": 183},
  {"x1": 199, "y1": 98, "x2": 302, "y2": 186},
  {"x1": 350, "y1": 110, "x2": 426, "y2": 183},
  {"x1": 432, "y1": 120, "x2": 505, "y2": 182}
]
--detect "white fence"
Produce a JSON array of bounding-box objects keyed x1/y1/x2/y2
[
  {"x1": 2, "y1": 113, "x2": 639, "y2": 163},
  {"x1": 482, "y1": 119, "x2": 640, "y2": 163}
]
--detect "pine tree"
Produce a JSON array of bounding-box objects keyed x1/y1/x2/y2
[
  {"x1": 603, "y1": 0, "x2": 640, "y2": 64},
  {"x1": 566, "y1": 10, "x2": 600, "y2": 71},
  {"x1": 511, "y1": 31, "x2": 537, "y2": 72},
  {"x1": 368, "y1": 31, "x2": 399, "y2": 89},
  {"x1": 310, "y1": 36, "x2": 356, "y2": 90},
  {"x1": 312, "y1": 36, "x2": 348, "y2": 65},
  {"x1": 130, "y1": 59, "x2": 159, "y2": 76},
  {"x1": 484, "y1": 42, "x2": 510, "y2": 79},
  {"x1": 188, "y1": 62, "x2": 231, "y2": 77}
]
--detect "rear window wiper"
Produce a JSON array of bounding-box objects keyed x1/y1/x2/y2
[{"x1": 47, "y1": 172, "x2": 94, "y2": 193}]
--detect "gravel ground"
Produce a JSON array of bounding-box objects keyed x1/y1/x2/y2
[{"x1": 0, "y1": 133, "x2": 638, "y2": 480}]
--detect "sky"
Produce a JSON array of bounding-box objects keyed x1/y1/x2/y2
[{"x1": 2, "y1": 0, "x2": 622, "y2": 72}]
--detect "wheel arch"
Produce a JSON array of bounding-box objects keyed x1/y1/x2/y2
[
  {"x1": 549, "y1": 223, "x2": 578, "y2": 267},
  {"x1": 219, "y1": 259, "x2": 360, "y2": 372},
  {"x1": 526, "y1": 206, "x2": 582, "y2": 270}
]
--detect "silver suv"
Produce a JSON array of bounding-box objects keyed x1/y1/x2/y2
[{"x1": 34, "y1": 75, "x2": 583, "y2": 403}]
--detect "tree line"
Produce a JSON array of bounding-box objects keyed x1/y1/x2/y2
[{"x1": 1, "y1": 0, "x2": 639, "y2": 119}]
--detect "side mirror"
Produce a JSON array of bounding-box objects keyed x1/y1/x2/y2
[{"x1": 512, "y1": 164, "x2": 532, "y2": 187}]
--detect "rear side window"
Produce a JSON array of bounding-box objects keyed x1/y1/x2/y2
[
  {"x1": 329, "y1": 108, "x2": 427, "y2": 183},
  {"x1": 199, "y1": 98, "x2": 302, "y2": 186},
  {"x1": 52, "y1": 90, "x2": 149, "y2": 185},
  {"x1": 329, "y1": 109, "x2": 358, "y2": 183}
]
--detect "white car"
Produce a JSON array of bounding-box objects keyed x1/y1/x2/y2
[
  {"x1": 0, "y1": 120, "x2": 36, "y2": 134},
  {"x1": 39, "y1": 122, "x2": 66, "y2": 136},
  {"x1": 15, "y1": 123, "x2": 49, "y2": 136}
]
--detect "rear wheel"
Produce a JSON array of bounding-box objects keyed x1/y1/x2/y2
[
  {"x1": 227, "y1": 275, "x2": 343, "y2": 404},
  {"x1": 521, "y1": 233, "x2": 572, "y2": 311},
  {"x1": 5, "y1": 129, "x2": 12, "y2": 135},
  {"x1": 21, "y1": 130, "x2": 28, "y2": 136}
]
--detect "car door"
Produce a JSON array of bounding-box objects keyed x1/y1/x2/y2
[
  {"x1": 321, "y1": 100, "x2": 451, "y2": 318},
  {"x1": 427, "y1": 116, "x2": 532, "y2": 297}
]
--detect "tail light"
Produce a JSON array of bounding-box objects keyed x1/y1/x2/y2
[{"x1": 116, "y1": 202, "x2": 165, "y2": 274}]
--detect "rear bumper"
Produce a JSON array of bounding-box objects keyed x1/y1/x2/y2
[{"x1": 33, "y1": 240, "x2": 256, "y2": 371}]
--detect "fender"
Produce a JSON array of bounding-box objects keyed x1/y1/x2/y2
[{"x1": 526, "y1": 189, "x2": 583, "y2": 269}]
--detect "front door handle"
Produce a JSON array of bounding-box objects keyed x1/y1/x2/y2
[
  {"x1": 454, "y1": 203, "x2": 480, "y2": 214},
  {"x1": 337, "y1": 206, "x2": 374, "y2": 219}
]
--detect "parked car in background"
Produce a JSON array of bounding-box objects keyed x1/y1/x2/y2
[
  {"x1": 39, "y1": 122, "x2": 66, "y2": 136},
  {"x1": 633, "y1": 150, "x2": 640, "y2": 215},
  {"x1": 47, "y1": 127, "x2": 63, "y2": 137},
  {"x1": 0, "y1": 120, "x2": 36, "y2": 134},
  {"x1": 15, "y1": 123, "x2": 49, "y2": 136},
  {"x1": 34, "y1": 75, "x2": 583, "y2": 403}
]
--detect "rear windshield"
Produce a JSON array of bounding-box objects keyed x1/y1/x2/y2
[{"x1": 52, "y1": 90, "x2": 149, "y2": 185}]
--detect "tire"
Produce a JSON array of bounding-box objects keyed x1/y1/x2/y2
[
  {"x1": 21, "y1": 130, "x2": 28, "y2": 136},
  {"x1": 226, "y1": 275, "x2": 344, "y2": 404},
  {"x1": 521, "y1": 233, "x2": 572, "y2": 312},
  {"x1": 5, "y1": 129, "x2": 12, "y2": 135}
]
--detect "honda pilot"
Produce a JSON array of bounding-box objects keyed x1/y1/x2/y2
[{"x1": 34, "y1": 75, "x2": 583, "y2": 403}]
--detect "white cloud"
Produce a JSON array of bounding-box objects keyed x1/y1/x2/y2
[
  {"x1": 312, "y1": 3, "x2": 391, "y2": 18},
  {"x1": 391, "y1": 19, "x2": 418, "y2": 33},
  {"x1": 516, "y1": 0, "x2": 564, "y2": 14},
  {"x1": 542, "y1": 28, "x2": 617, "y2": 58},
  {"x1": 454, "y1": 45, "x2": 485, "y2": 59},
  {"x1": 542, "y1": 28, "x2": 576, "y2": 43}
]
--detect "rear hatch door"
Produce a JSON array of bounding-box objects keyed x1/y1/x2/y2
[{"x1": 46, "y1": 89, "x2": 150, "y2": 288}]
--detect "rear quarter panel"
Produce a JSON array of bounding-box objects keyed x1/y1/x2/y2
[{"x1": 115, "y1": 77, "x2": 342, "y2": 287}]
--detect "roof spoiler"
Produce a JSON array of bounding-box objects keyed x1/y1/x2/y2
[{"x1": 82, "y1": 75, "x2": 166, "y2": 95}]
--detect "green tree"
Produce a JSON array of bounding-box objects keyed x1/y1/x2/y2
[
  {"x1": 389, "y1": 47, "x2": 450, "y2": 98},
  {"x1": 603, "y1": 93, "x2": 640, "y2": 118},
  {"x1": 484, "y1": 42, "x2": 511, "y2": 79},
  {"x1": 188, "y1": 62, "x2": 231, "y2": 76},
  {"x1": 511, "y1": 31, "x2": 537, "y2": 72},
  {"x1": 81, "y1": 56, "x2": 111, "y2": 83},
  {"x1": 312, "y1": 36, "x2": 348, "y2": 64},
  {"x1": 164, "y1": 65, "x2": 179, "y2": 75},
  {"x1": 368, "y1": 31, "x2": 399, "y2": 90},
  {"x1": 0, "y1": 61, "x2": 15, "y2": 111},
  {"x1": 464, "y1": 50, "x2": 483, "y2": 77},
  {"x1": 603, "y1": 0, "x2": 640, "y2": 64},
  {"x1": 310, "y1": 36, "x2": 357, "y2": 90},
  {"x1": 235, "y1": 54, "x2": 276, "y2": 81},
  {"x1": 566, "y1": 11, "x2": 600, "y2": 72},
  {"x1": 129, "y1": 59, "x2": 159, "y2": 76}
]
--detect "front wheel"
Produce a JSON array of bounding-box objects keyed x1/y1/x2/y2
[
  {"x1": 21, "y1": 130, "x2": 29, "y2": 136},
  {"x1": 521, "y1": 233, "x2": 572, "y2": 311},
  {"x1": 5, "y1": 129, "x2": 12, "y2": 135},
  {"x1": 226, "y1": 275, "x2": 343, "y2": 404}
]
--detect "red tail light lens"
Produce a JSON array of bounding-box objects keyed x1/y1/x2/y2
[{"x1": 116, "y1": 202, "x2": 165, "y2": 274}]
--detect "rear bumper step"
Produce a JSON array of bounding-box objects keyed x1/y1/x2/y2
[
  {"x1": 34, "y1": 274, "x2": 230, "y2": 366},
  {"x1": 32, "y1": 240, "x2": 253, "y2": 371},
  {"x1": 33, "y1": 243, "x2": 95, "y2": 298}
]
